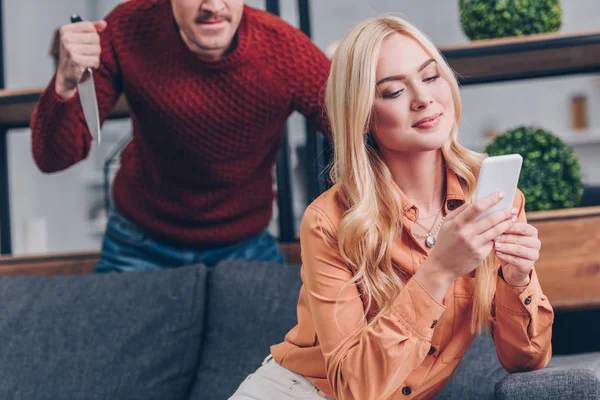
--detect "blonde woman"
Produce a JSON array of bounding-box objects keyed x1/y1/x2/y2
[{"x1": 230, "y1": 15, "x2": 553, "y2": 400}]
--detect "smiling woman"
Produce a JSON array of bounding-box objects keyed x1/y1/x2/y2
[
  {"x1": 229, "y1": 13, "x2": 554, "y2": 400},
  {"x1": 372, "y1": 35, "x2": 455, "y2": 154}
]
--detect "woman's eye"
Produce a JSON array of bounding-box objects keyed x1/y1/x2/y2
[
  {"x1": 382, "y1": 89, "x2": 404, "y2": 99},
  {"x1": 424, "y1": 74, "x2": 441, "y2": 82}
]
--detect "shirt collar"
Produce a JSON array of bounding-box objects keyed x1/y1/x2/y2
[{"x1": 392, "y1": 167, "x2": 466, "y2": 218}]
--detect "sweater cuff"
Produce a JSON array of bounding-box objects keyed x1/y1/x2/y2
[
  {"x1": 496, "y1": 270, "x2": 541, "y2": 316},
  {"x1": 392, "y1": 278, "x2": 446, "y2": 341},
  {"x1": 47, "y1": 75, "x2": 81, "y2": 105}
]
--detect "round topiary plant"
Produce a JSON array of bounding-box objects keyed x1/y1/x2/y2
[
  {"x1": 459, "y1": 0, "x2": 563, "y2": 41},
  {"x1": 484, "y1": 126, "x2": 583, "y2": 211}
]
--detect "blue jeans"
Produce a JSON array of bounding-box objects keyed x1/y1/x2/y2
[{"x1": 94, "y1": 207, "x2": 286, "y2": 273}]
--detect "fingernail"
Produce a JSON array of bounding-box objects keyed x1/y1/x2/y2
[
  {"x1": 498, "y1": 191, "x2": 506, "y2": 199},
  {"x1": 511, "y1": 208, "x2": 518, "y2": 215},
  {"x1": 495, "y1": 242, "x2": 502, "y2": 249},
  {"x1": 496, "y1": 251, "x2": 503, "y2": 256},
  {"x1": 511, "y1": 216, "x2": 517, "y2": 222}
]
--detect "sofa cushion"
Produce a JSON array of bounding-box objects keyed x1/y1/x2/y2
[
  {"x1": 495, "y1": 351, "x2": 600, "y2": 400},
  {"x1": 438, "y1": 334, "x2": 508, "y2": 399},
  {"x1": 189, "y1": 261, "x2": 303, "y2": 400},
  {"x1": 0, "y1": 265, "x2": 207, "y2": 400}
]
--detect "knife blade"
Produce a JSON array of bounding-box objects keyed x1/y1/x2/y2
[{"x1": 70, "y1": 14, "x2": 101, "y2": 144}]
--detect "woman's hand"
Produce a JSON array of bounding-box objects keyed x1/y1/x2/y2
[
  {"x1": 415, "y1": 191, "x2": 518, "y2": 302},
  {"x1": 494, "y1": 223, "x2": 540, "y2": 286}
]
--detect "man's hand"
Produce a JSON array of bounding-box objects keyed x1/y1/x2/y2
[{"x1": 55, "y1": 20, "x2": 107, "y2": 99}]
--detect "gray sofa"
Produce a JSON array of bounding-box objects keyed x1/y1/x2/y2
[{"x1": 0, "y1": 260, "x2": 598, "y2": 400}]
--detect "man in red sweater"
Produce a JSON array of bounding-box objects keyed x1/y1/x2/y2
[{"x1": 30, "y1": 0, "x2": 331, "y2": 272}]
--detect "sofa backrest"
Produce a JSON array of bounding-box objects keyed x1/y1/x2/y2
[
  {"x1": 439, "y1": 333, "x2": 508, "y2": 399},
  {"x1": 189, "y1": 261, "x2": 303, "y2": 400},
  {"x1": 0, "y1": 264, "x2": 207, "y2": 400},
  {"x1": 189, "y1": 260, "x2": 510, "y2": 400}
]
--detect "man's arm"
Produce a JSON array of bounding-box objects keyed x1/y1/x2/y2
[
  {"x1": 287, "y1": 29, "x2": 332, "y2": 140},
  {"x1": 30, "y1": 19, "x2": 122, "y2": 173}
]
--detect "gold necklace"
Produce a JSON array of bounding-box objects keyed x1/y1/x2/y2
[
  {"x1": 417, "y1": 201, "x2": 445, "y2": 220},
  {"x1": 412, "y1": 208, "x2": 445, "y2": 248}
]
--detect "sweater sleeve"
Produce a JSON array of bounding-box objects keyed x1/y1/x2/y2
[
  {"x1": 286, "y1": 29, "x2": 332, "y2": 140},
  {"x1": 301, "y1": 205, "x2": 446, "y2": 400},
  {"x1": 30, "y1": 19, "x2": 122, "y2": 173}
]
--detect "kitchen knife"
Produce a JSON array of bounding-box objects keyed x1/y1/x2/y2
[{"x1": 70, "y1": 14, "x2": 101, "y2": 144}]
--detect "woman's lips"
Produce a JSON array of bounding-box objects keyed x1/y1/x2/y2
[{"x1": 413, "y1": 113, "x2": 442, "y2": 129}]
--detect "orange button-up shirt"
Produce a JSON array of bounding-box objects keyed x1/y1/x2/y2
[{"x1": 271, "y1": 169, "x2": 554, "y2": 400}]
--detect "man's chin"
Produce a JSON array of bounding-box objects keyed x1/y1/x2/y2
[{"x1": 188, "y1": 40, "x2": 233, "y2": 59}]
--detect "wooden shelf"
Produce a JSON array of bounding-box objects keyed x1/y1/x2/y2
[
  {"x1": 0, "y1": 88, "x2": 130, "y2": 129},
  {"x1": 440, "y1": 30, "x2": 600, "y2": 85},
  {"x1": 561, "y1": 129, "x2": 600, "y2": 146}
]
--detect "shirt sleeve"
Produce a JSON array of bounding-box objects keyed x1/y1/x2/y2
[
  {"x1": 492, "y1": 190, "x2": 554, "y2": 372},
  {"x1": 301, "y1": 205, "x2": 445, "y2": 400}
]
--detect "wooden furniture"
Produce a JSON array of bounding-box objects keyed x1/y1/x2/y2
[
  {"x1": 441, "y1": 30, "x2": 600, "y2": 85},
  {"x1": 527, "y1": 206, "x2": 600, "y2": 310},
  {"x1": 1, "y1": 206, "x2": 598, "y2": 312}
]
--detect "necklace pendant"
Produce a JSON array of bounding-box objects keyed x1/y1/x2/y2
[{"x1": 425, "y1": 234, "x2": 436, "y2": 248}]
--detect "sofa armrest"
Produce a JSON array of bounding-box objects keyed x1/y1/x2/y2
[{"x1": 494, "y1": 352, "x2": 600, "y2": 400}]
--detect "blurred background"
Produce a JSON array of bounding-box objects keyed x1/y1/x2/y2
[{"x1": 3, "y1": 0, "x2": 600, "y2": 255}]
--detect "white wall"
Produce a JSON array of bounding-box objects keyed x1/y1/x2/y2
[
  {"x1": 3, "y1": 0, "x2": 128, "y2": 255},
  {"x1": 3, "y1": 0, "x2": 599, "y2": 254},
  {"x1": 308, "y1": 0, "x2": 600, "y2": 184}
]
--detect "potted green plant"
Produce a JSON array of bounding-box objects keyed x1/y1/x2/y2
[
  {"x1": 459, "y1": 0, "x2": 563, "y2": 41},
  {"x1": 484, "y1": 125, "x2": 583, "y2": 211}
]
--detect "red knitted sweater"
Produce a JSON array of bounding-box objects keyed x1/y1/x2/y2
[{"x1": 31, "y1": 0, "x2": 330, "y2": 246}]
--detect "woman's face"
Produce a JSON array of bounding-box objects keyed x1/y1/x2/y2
[{"x1": 371, "y1": 33, "x2": 455, "y2": 155}]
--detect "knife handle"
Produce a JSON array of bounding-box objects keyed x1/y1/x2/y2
[{"x1": 69, "y1": 14, "x2": 93, "y2": 74}]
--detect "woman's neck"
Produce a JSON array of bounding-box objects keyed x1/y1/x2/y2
[{"x1": 385, "y1": 150, "x2": 446, "y2": 216}]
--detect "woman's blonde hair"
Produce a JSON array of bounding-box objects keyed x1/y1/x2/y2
[{"x1": 326, "y1": 15, "x2": 495, "y2": 334}]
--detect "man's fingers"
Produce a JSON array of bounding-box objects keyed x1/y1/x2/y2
[
  {"x1": 93, "y1": 20, "x2": 108, "y2": 32},
  {"x1": 62, "y1": 32, "x2": 101, "y2": 46},
  {"x1": 62, "y1": 21, "x2": 98, "y2": 34},
  {"x1": 66, "y1": 44, "x2": 101, "y2": 57},
  {"x1": 73, "y1": 55, "x2": 101, "y2": 70}
]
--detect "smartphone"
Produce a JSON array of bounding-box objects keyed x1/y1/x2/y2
[{"x1": 474, "y1": 154, "x2": 523, "y2": 221}]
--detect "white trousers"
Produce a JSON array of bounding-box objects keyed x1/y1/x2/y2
[{"x1": 229, "y1": 355, "x2": 334, "y2": 400}]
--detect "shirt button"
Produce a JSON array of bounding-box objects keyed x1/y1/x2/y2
[
  {"x1": 428, "y1": 346, "x2": 436, "y2": 355},
  {"x1": 431, "y1": 320, "x2": 438, "y2": 329},
  {"x1": 402, "y1": 386, "x2": 412, "y2": 396},
  {"x1": 524, "y1": 295, "x2": 532, "y2": 305},
  {"x1": 407, "y1": 208, "x2": 417, "y2": 221}
]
